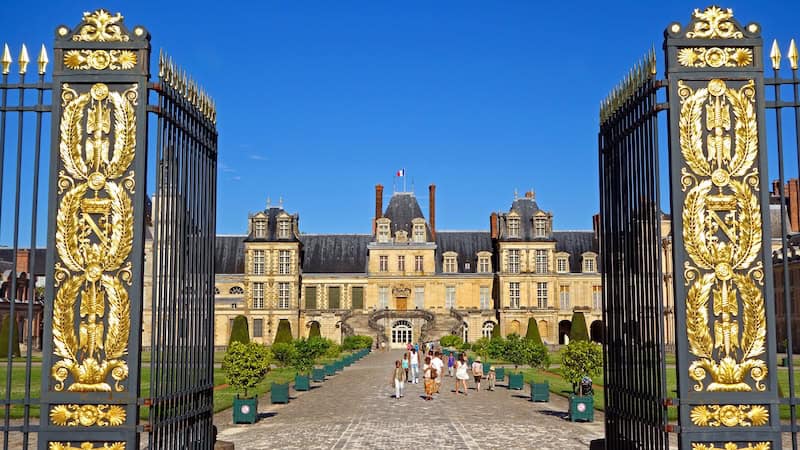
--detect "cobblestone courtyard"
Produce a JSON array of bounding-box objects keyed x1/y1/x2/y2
[{"x1": 215, "y1": 350, "x2": 604, "y2": 449}]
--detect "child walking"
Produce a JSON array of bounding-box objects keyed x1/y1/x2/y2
[{"x1": 391, "y1": 360, "x2": 407, "y2": 399}]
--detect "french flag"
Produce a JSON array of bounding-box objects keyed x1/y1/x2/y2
[{"x1": 396, "y1": 169, "x2": 405, "y2": 177}]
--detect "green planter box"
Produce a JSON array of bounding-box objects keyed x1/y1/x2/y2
[
  {"x1": 483, "y1": 364, "x2": 491, "y2": 376},
  {"x1": 569, "y1": 395, "x2": 594, "y2": 422},
  {"x1": 232, "y1": 396, "x2": 258, "y2": 424},
  {"x1": 468, "y1": 357, "x2": 474, "y2": 366},
  {"x1": 312, "y1": 368, "x2": 326, "y2": 382},
  {"x1": 295, "y1": 374, "x2": 310, "y2": 391},
  {"x1": 443, "y1": 349, "x2": 450, "y2": 356},
  {"x1": 271, "y1": 382, "x2": 290, "y2": 404},
  {"x1": 334, "y1": 361, "x2": 343, "y2": 372},
  {"x1": 325, "y1": 364, "x2": 336, "y2": 377},
  {"x1": 495, "y1": 367, "x2": 505, "y2": 382},
  {"x1": 508, "y1": 373, "x2": 524, "y2": 390},
  {"x1": 530, "y1": 381, "x2": 549, "y2": 402}
]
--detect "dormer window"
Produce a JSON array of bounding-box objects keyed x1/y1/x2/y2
[
  {"x1": 582, "y1": 253, "x2": 597, "y2": 273},
  {"x1": 278, "y1": 219, "x2": 290, "y2": 239},
  {"x1": 478, "y1": 254, "x2": 491, "y2": 273},
  {"x1": 557, "y1": 256, "x2": 569, "y2": 273},
  {"x1": 412, "y1": 219, "x2": 426, "y2": 243},
  {"x1": 254, "y1": 219, "x2": 267, "y2": 238},
  {"x1": 443, "y1": 252, "x2": 458, "y2": 273},
  {"x1": 377, "y1": 218, "x2": 391, "y2": 243},
  {"x1": 508, "y1": 217, "x2": 520, "y2": 238},
  {"x1": 534, "y1": 217, "x2": 547, "y2": 238}
]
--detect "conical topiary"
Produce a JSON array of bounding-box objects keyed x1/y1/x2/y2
[
  {"x1": 0, "y1": 314, "x2": 20, "y2": 358},
  {"x1": 569, "y1": 311, "x2": 589, "y2": 342},
  {"x1": 308, "y1": 321, "x2": 321, "y2": 338},
  {"x1": 228, "y1": 315, "x2": 250, "y2": 346},
  {"x1": 525, "y1": 318, "x2": 543, "y2": 346},
  {"x1": 273, "y1": 319, "x2": 293, "y2": 344},
  {"x1": 491, "y1": 322, "x2": 501, "y2": 339}
]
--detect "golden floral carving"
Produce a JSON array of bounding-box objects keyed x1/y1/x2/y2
[
  {"x1": 692, "y1": 444, "x2": 769, "y2": 450},
  {"x1": 686, "y1": 6, "x2": 743, "y2": 39},
  {"x1": 49, "y1": 443, "x2": 124, "y2": 450},
  {"x1": 678, "y1": 48, "x2": 753, "y2": 68},
  {"x1": 50, "y1": 404, "x2": 126, "y2": 427},
  {"x1": 64, "y1": 50, "x2": 137, "y2": 71},
  {"x1": 679, "y1": 78, "x2": 767, "y2": 392},
  {"x1": 690, "y1": 404, "x2": 769, "y2": 427},
  {"x1": 72, "y1": 10, "x2": 129, "y2": 42},
  {"x1": 51, "y1": 83, "x2": 137, "y2": 393}
]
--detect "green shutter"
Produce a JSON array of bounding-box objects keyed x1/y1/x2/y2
[
  {"x1": 328, "y1": 286, "x2": 340, "y2": 309},
  {"x1": 351, "y1": 287, "x2": 364, "y2": 310},
  {"x1": 305, "y1": 286, "x2": 317, "y2": 309}
]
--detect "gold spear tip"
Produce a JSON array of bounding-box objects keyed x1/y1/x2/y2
[
  {"x1": 37, "y1": 44, "x2": 48, "y2": 75},
  {"x1": 1, "y1": 44, "x2": 11, "y2": 75},
  {"x1": 18, "y1": 44, "x2": 30, "y2": 74},
  {"x1": 770, "y1": 39, "x2": 782, "y2": 70},
  {"x1": 789, "y1": 39, "x2": 798, "y2": 70}
]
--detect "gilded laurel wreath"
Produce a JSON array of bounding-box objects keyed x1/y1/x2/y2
[{"x1": 52, "y1": 83, "x2": 137, "y2": 393}]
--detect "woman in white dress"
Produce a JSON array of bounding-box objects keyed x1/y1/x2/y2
[{"x1": 454, "y1": 353, "x2": 470, "y2": 395}]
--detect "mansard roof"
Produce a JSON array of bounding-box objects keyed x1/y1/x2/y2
[
  {"x1": 553, "y1": 231, "x2": 598, "y2": 273},
  {"x1": 382, "y1": 193, "x2": 432, "y2": 240},
  {"x1": 246, "y1": 207, "x2": 300, "y2": 242},
  {"x1": 434, "y1": 231, "x2": 493, "y2": 273},
  {"x1": 497, "y1": 195, "x2": 553, "y2": 241},
  {"x1": 215, "y1": 235, "x2": 246, "y2": 274},
  {"x1": 300, "y1": 234, "x2": 372, "y2": 273}
]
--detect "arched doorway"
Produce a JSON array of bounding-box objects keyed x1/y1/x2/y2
[
  {"x1": 590, "y1": 320, "x2": 605, "y2": 343},
  {"x1": 510, "y1": 320, "x2": 521, "y2": 335},
  {"x1": 482, "y1": 321, "x2": 495, "y2": 338},
  {"x1": 391, "y1": 320, "x2": 412, "y2": 347},
  {"x1": 538, "y1": 320, "x2": 549, "y2": 344},
  {"x1": 462, "y1": 322, "x2": 469, "y2": 343},
  {"x1": 559, "y1": 320, "x2": 571, "y2": 345},
  {"x1": 307, "y1": 320, "x2": 321, "y2": 338}
]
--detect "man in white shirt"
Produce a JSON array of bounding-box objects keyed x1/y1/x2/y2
[
  {"x1": 409, "y1": 349, "x2": 420, "y2": 383},
  {"x1": 431, "y1": 351, "x2": 444, "y2": 394}
]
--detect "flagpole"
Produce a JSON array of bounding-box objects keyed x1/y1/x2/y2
[{"x1": 403, "y1": 172, "x2": 406, "y2": 193}]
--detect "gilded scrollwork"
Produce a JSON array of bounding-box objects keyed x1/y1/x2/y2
[
  {"x1": 64, "y1": 50, "x2": 137, "y2": 71},
  {"x1": 679, "y1": 78, "x2": 767, "y2": 392},
  {"x1": 678, "y1": 47, "x2": 753, "y2": 68},
  {"x1": 690, "y1": 404, "x2": 769, "y2": 427},
  {"x1": 72, "y1": 9, "x2": 130, "y2": 42},
  {"x1": 51, "y1": 82, "x2": 137, "y2": 393},
  {"x1": 692, "y1": 444, "x2": 769, "y2": 450},
  {"x1": 49, "y1": 443, "x2": 125, "y2": 450},
  {"x1": 50, "y1": 404, "x2": 126, "y2": 427},
  {"x1": 686, "y1": 6, "x2": 744, "y2": 39}
]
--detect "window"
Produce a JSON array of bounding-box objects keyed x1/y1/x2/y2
[
  {"x1": 231, "y1": 303, "x2": 238, "y2": 309},
  {"x1": 305, "y1": 286, "x2": 317, "y2": 309},
  {"x1": 537, "y1": 282, "x2": 548, "y2": 309},
  {"x1": 508, "y1": 217, "x2": 520, "y2": 238},
  {"x1": 229, "y1": 286, "x2": 244, "y2": 295},
  {"x1": 414, "y1": 286, "x2": 425, "y2": 309},
  {"x1": 444, "y1": 255, "x2": 457, "y2": 273},
  {"x1": 278, "y1": 282, "x2": 290, "y2": 309},
  {"x1": 397, "y1": 255, "x2": 405, "y2": 272},
  {"x1": 377, "y1": 222, "x2": 390, "y2": 243},
  {"x1": 584, "y1": 256, "x2": 596, "y2": 273},
  {"x1": 559, "y1": 285, "x2": 570, "y2": 310},
  {"x1": 415, "y1": 255, "x2": 424, "y2": 272},
  {"x1": 593, "y1": 285, "x2": 602, "y2": 310},
  {"x1": 507, "y1": 249, "x2": 520, "y2": 273},
  {"x1": 328, "y1": 286, "x2": 341, "y2": 309},
  {"x1": 252, "y1": 250, "x2": 265, "y2": 275},
  {"x1": 413, "y1": 223, "x2": 426, "y2": 242},
  {"x1": 445, "y1": 286, "x2": 456, "y2": 309},
  {"x1": 464, "y1": 262, "x2": 470, "y2": 271},
  {"x1": 252, "y1": 282, "x2": 264, "y2": 309},
  {"x1": 279, "y1": 250, "x2": 291, "y2": 274},
  {"x1": 509, "y1": 282, "x2": 520, "y2": 309},
  {"x1": 534, "y1": 217, "x2": 547, "y2": 237},
  {"x1": 379, "y1": 255, "x2": 388, "y2": 272},
  {"x1": 535, "y1": 250, "x2": 548, "y2": 274},
  {"x1": 557, "y1": 257, "x2": 568, "y2": 273},
  {"x1": 482, "y1": 321, "x2": 495, "y2": 338},
  {"x1": 480, "y1": 286, "x2": 490, "y2": 310},
  {"x1": 278, "y1": 220, "x2": 290, "y2": 239},
  {"x1": 254, "y1": 220, "x2": 267, "y2": 238},
  {"x1": 214, "y1": 287, "x2": 220, "y2": 295},
  {"x1": 479, "y1": 256, "x2": 490, "y2": 273},
  {"x1": 253, "y1": 319, "x2": 263, "y2": 338},
  {"x1": 379, "y1": 287, "x2": 389, "y2": 309},
  {"x1": 351, "y1": 287, "x2": 364, "y2": 309}
]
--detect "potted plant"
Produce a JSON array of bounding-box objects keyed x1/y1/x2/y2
[
  {"x1": 223, "y1": 342, "x2": 271, "y2": 424},
  {"x1": 523, "y1": 319, "x2": 551, "y2": 402},
  {"x1": 504, "y1": 334, "x2": 542, "y2": 391},
  {"x1": 561, "y1": 340, "x2": 603, "y2": 422},
  {"x1": 291, "y1": 338, "x2": 318, "y2": 391},
  {"x1": 269, "y1": 342, "x2": 296, "y2": 404}
]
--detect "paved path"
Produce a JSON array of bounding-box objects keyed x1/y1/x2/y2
[{"x1": 215, "y1": 350, "x2": 604, "y2": 449}]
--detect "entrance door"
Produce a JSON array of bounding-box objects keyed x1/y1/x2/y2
[
  {"x1": 391, "y1": 320, "x2": 412, "y2": 347},
  {"x1": 396, "y1": 298, "x2": 407, "y2": 310}
]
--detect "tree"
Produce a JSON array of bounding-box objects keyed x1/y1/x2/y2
[
  {"x1": 471, "y1": 337, "x2": 491, "y2": 361},
  {"x1": 308, "y1": 322, "x2": 321, "y2": 338},
  {"x1": 222, "y1": 342, "x2": 271, "y2": 398},
  {"x1": 440, "y1": 335, "x2": 463, "y2": 348},
  {"x1": 274, "y1": 319, "x2": 293, "y2": 344},
  {"x1": 228, "y1": 315, "x2": 250, "y2": 346},
  {"x1": 292, "y1": 338, "x2": 320, "y2": 375},
  {"x1": 0, "y1": 315, "x2": 20, "y2": 358},
  {"x1": 504, "y1": 334, "x2": 550, "y2": 371},
  {"x1": 342, "y1": 335, "x2": 373, "y2": 350},
  {"x1": 561, "y1": 340, "x2": 603, "y2": 395},
  {"x1": 525, "y1": 318, "x2": 543, "y2": 346},
  {"x1": 569, "y1": 312, "x2": 589, "y2": 342},
  {"x1": 271, "y1": 342, "x2": 296, "y2": 367}
]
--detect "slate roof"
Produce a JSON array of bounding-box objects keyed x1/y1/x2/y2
[
  {"x1": 215, "y1": 236, "x2": 246, "y2": 274},
  {"x1": 245, "y1": 207, "x2": 300, "y2": 242},
  {"x1": 300, "y1": 234, "x2": 372, "y2": 273},
  {"x1": 0, "y1": 249, "x2": 47, "y2": 276},
  {"x1": 383, "y1": 193, "x2": 432, "y2": 240},
  {"x1": 434, "y1": 231, "x2": 493, "y2": 273},
  {"x1": 553, "y1": 231, "x2": 598, "y2": 273}
]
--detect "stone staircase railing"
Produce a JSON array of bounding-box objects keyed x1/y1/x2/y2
[
  {"x1": 448, "y1": 308, "x2": 467, "y2": 336},
  {"x1": 367, "y1": 309, "x2": 437, "y2": 345},
  {"x1": 339, "y1": 310, "x2": 354, "y2": 337}
]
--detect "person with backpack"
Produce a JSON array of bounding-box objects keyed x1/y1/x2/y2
[{"x1": 471, "y1": 357, "x2": 484, "y2": 392}]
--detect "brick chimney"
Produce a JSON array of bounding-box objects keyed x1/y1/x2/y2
[
  {"x1": 373, "y1": 184, "x2": 384, "y2": 234},
  {"x1": 525, "y1": 191, "x2": 534, "y2": 199},
  {"x1": 790, "y1": 179, "x2": 800, "y2": 232},
  {"x1": 428, "y1": 184, "x2": 436, "y2": 239},
  {"x1": 773, "y1": 179, "x2": 781, "y2": 197},
  {"x1": 490, "y1": 213, "x2": 498, "y2": 239},
  {"x1": 15, "y1": 249, "x2": 30, "y2": 274},
  {"x1": 593, "y1": 214, "x2": 601, "y2": 240}
]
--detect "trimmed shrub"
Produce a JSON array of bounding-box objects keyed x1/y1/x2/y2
[
  {"x1": 490, "y1": 322, "x2": 501, "y2": 339},
  {"x1": 324, "y1": 342, "x2": 342, "y2": 359},
  {"x1": 503, "y1": 334, "x2": 549, "y2": 370},
  {"x1": 569, "y1": 312, "x2": 589, "y2": 342},
  {"x1": 271, "y1": 342, "x2": 296, "y2": 368},
  {"x1": 440, "y1": 335, "x2": 463, "y2": 348},
  {"x1": 0, "y1": 315, "x2": 20, "y2": 358},
  {"x1": 561, "y1": 340, "x2": 603, "y2": 394},
  {"x1": 486, "y1": 336, "x2": 507, "y2": 360},
  {"x1": 308, "y1": 322, "x2": 321, "y2": 338},
  {"x1": 525, "y1": 318, "x2": 543, "y2": 346},
  {"x1": 273, "y1": 319, "x2": 293, "y2": 344},
  {"x1": 292, "y1": 338, "x2": 319, "y2": 374},
  {"x1": 342, "y1": 335, "x2": 373, "y2": 350},
  {"x1": 222, "y1": 341, "x2": 271, "y2": 397},
  {"x1": 471, "y1": 337, "x2": 490, "y2": 360},
  {"x1": 228, "y1": 315, "x2": 250, "y2": 346}
]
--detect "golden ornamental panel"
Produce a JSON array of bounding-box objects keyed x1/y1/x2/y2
[
  {"x1": 692, "y1": 444, "x2": 769, "y2": 450},
  {"x1": 678, "y1": 78, "x2": 767, "y2": 393},
  {"x1": 64, "y1": 50, "x2": 137, "y2": 71},
  {"x1": 51, "y1": 82, "x2": 137, "y2": 393},
  {"x1": 49, "y1": 443, "x2": 125, "y2": 450},
  {"x1": 678, "y1": 48, "x2": 753, "y2": 68},
  {"x1": 690, "y1": 404, "x2": 768, "y2": 427},
  {"x1": 50, "y1": 404, "x2": 126, "y2": 426},
  {"x1": 686, "y1": 6, "x2": 743, "y2": 39},
  {"x1": 72, "y1": 10, "x2": 130, "y2": 42}
]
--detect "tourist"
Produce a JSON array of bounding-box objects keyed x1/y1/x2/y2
[
  {"x1": 423, "y1": 356, "x2": 434, "y2": 400},
  {"x1": 391, "y1": 359, "x2": 406, "y2": 399},
  {"x1": 447, "y1": 352, "x2": 455, "y2": 377},
  {"x1": 454, "y1": 353, "x2": 469, "y2": 395},
  {"x1": 487, "y1": 366, "x2": 496, "y2": 391},
  {"x1": 472, "y1": 357, "x2": 483, "y2": 392},
  {"x1": 409, "y1": 348, "x2": 420, "y2": 383},
  {"x1": 431, "y1": 351, "x2": 444, "y2": 394},
  {"x1": 402, "y1": 352, "x2": 410, "y2": 381}
]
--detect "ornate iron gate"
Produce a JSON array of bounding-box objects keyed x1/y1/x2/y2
[
  {"x1": 601, "y1": 5, "x2": 800, "y2": 450},
  {"x1": 0, "y1": 9, "x2": 217, "y2": 449}
]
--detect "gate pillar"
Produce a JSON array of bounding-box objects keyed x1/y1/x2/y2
[
  {"x1": 39, "y1": 10, "x2": 150, "y2": 450},
  {"x1": 665, "y1": 7, "x2": 781, "y2": 449}
]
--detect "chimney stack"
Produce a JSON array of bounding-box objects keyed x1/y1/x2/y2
[
  {"x1": 429, "y1": 184, "x2": 436, "y2": 239},
  {"x1": 773, "y1": 179, "x2": 781, "y2": 197},
  {"x1": 593, "y1": 214, "x2": 601, "y2": 240},
  {"x1": 525, "y1": 191, "x2": 534, "y2": 199},
  {"x1": 15, "y1": 249, "x2": 30, "y2": 275},
  {"x1": 373, "y1": 184, "x2": 384, "y2": 234},
  {"x1": 490, "y1": 213, "x2": 498, "y2": 239},
  {"x1": 790, "y1": 179, "x2": 800, "y2": 232}
]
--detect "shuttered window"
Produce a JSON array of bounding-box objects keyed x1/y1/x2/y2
[
  {"x1": 328, "y1": 286, "x2": 341, "y2": 309},
  {"x1": 351, "y1": 287, "x2": 364, "y2": 309},
  {"x1": 305, "y1": 286, "x2": 317, "y2": 309}
]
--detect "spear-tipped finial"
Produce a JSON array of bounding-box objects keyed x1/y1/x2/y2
[
  {"x1": 18, "y1": 44, "x2": 30, "y2": 75},
  {"x1": 37, "y1": 44, "x2": 48, "y2": 75},
  {"x1": 789, "y1": 39, "x2": 798, "y2": 70},
  {"x1": 1, "y1": 44, "x2": 11, "y2": 75},
  {"x1": 770, "y1": 39, "x2": 782, "y2": 70}
]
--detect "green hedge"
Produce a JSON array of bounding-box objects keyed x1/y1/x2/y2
[
  {"x1": 274, "y1": 319, "x2": 293, "y2": 344},
  {"x1": 228, "y1": 315, "x2": 250, "y2": 346},
  {"x1": 342, "y1": 335, "x2": 373, "y2": 350},
  {"x1": 0, "y1": 315, "x2": 20, "y2": 358},
  {"x1": 525, "y1": 318, "x2": 543, "y2": 346},
  {"x1": 569, "y1": 311, "x2": 589, "y2": 342}
]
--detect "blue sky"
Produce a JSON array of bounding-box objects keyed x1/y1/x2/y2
[{"x1": 1, "y1": 1, "x2": 799, "y2": 243}]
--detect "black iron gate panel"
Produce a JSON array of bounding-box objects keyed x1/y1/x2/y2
[{"x1": 599, "y1": 50, "x2": 669, "y2": 450}]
